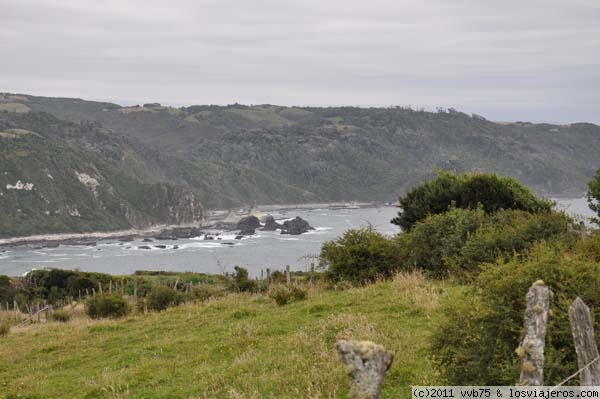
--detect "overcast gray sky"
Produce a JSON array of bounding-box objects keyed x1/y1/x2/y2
[{"x1": 1, "y1": 0, "x2": 599, "y2": 123}]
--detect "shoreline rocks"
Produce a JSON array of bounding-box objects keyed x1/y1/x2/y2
[
  {"x1": 261, "y1": 215, "x2": 283, "y2": 231},
  {"x1": 281, "y1": 217, "x2": 314, "y2": 235}
]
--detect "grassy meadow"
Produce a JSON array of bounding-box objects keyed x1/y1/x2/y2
[{"x1": 0, "y1": 272, "x2": 452, "y2": 399}]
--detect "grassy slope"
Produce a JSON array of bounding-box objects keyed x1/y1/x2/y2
[{"x1": 0, "y1": 274, "x2": 452, "y2": 399}]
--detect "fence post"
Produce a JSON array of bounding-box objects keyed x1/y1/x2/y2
[
  {"x1": 517, "y1": 280, "x2": 551, "y2": 386},
  {"x1": 286, "y1": 265, "x2": 291, "y2": 286},
  {"x1": 310, "y1": 263, "x2": 315, "y2": 286},
  {"x1": 336, "y1": 340, "x2": 393, "y2": 399},
  {"x1": 266, "y1": 268, "x2": 271, "y2": 284},
  {"x1": 569, "y1": 297, "x2": 600, "y2": 385}
]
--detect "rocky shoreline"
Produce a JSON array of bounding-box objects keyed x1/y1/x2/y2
[{"x1": 0, "y1": 213, "x2": 317, "y2": 250}]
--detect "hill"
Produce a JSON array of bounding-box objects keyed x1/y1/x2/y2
[
  {"x1": 2, "y1": 92, "x2": 600, "y2": 236},
  {"x1": 0, "y1": 273, "x2": 447, "y2": 398},
  {"x1": 0, "y1": 111, "x2": 203, "y2": 237}
]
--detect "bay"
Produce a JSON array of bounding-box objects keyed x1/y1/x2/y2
[{"x1": 0, "y1": 206, "x2": 400, "y2": 277}]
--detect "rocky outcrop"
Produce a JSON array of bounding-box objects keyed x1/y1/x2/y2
[
  {"x1": 236, "y1": 216, "x2": 260, "y2": 231},
  {"x1": 143, "y1": 184, "x2": 204, "y2": 225},
  {"x1": 281, "y1": 217, "x2": 314, "y2": 235},
  {"x1": 156, "y1": 226, "x2": 203, "y2": 239},
  {"x1": 261, "y1": 215, "x2": 283, "y2": 231}
]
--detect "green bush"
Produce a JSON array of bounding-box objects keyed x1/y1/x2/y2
[
  {"x1": 447, "y1": 209, "x2": 575, "y2": 275},
  {"x1": 392, "y1": 171, "x2": 552, "y2": 231},
  {"x1": 397, "y1": 206, "x2": 485, "y2": 277},
  {"x1": 0, "y1": 320, "x2": 10, "y2": 336},
  {"x1": 587, "y1": 169, "x2": 600, "y2": 224},
  {"x1": 230, "y1": 266, "x2": 260, "y2": 293},
  {"x1": 320, "y1": 226, "x2": 402, "y2": 283},
  {"x1": 51, "y1": 309, "x2": 71, "y2": 322},
  {"x1": 85, "y1": 294, "x2": 130, "y2": 319},
  {"x1": 289, "y1": 285, "x2": 308, "y2": 301},
  {"x1": 147, "y1": 286, "x2": 184, "y2": 311},
  {"x1": 432, "y1": 242, "x2": 600, "y2": 385},
  {"x1": 269, "y1": 285, "x2": 291, "y2": 306},
  {"x1": 268, "y1": 285, "x2": 307, "y2": 306}
]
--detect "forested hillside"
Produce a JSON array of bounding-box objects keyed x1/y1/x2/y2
[{"x1": 1, "y1": 92, "x2": 600, "y2": 236}]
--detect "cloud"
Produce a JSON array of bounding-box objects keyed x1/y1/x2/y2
[{"x1": 0, "y1": 0, "x2": 599, "y2": 123}]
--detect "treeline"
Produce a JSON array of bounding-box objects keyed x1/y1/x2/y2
[{"x1": 319, "y1": 171, "x2": 600, "y2": 385}]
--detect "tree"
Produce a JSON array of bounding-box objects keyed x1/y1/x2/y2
[
  {"x1": 587, "y1": 169, "x2": 600, "y2": 224},
  {"x1": 391, "y1": 171, "x2": 552, "y2": 231}
]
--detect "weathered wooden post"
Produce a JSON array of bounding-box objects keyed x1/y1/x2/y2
[
  {"x1": 98, "y1": 282, "x2": 103, "y2": 294},
  {"x1": 336, "y1": 340, "x2": 393, "y2": 399},
  {"x1": 14, "y1": 300, "x2": 18, "y2": 322},
  {"x1": 310, "y1": 263, "x2": 315, "y2": 286},
  {"x1": 286, "y1": 265, "x2": 291, "y2": 286},
  {"x1": 569, "y1": 297, "x2": 600, "y2": 385},
  {"x1": 266, "y1": 268, "x2": 271, "y2": 284},
  {"x1": 516, "y1": 280, "x2": 551, "y2": 386},
  {"x1": 109, "y1": 280, "x2": 113, "y2": 294}
]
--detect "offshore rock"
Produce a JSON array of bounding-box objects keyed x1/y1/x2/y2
[
  {"x1": 281, "y1": 217, "x2": 314, "y2": 235},
  {"x1": 261, "y1": 215, "x2": 283, "y2": 231}
]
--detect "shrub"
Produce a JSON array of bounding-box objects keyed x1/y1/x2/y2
[
  {"x1": 269, "y1": 285, "x2": 292, "y2": 306},
  {"x1": 446, "y1": 209, "x2": 575, "y2": 275},
  {"x1": 51, "y1": 309, "x2": 71, "y2": 322},
  {"x1": 587, "y1": 169, "x2": 600, "y2": 224},
  {"x1": 289, "y1": 285, "x2": 308, "y2": 301},
  {"x1": 230, "y1": 266, "x2": 260, "y2": 293},
  {"x1": 268, "y1": 285, "x2": 307, "y2": 306},
  {"x1": 320, "y1": 226, "x2": 401, "y2": 283},
  {"x1": 0, "y1": 320, "x2": 10, "y2": 336},
  {"x1": 147, "y1": 286, "x2": 184, "y2": 311},
  {"x1": 432, "y1": 242, "x2": 600, "y2": 385},
  {"x1": 392, "y1": 171, "x2": 552, "y2": 231},
  {"x1": 397, "y1": 206, "x2": 485, "y2": 277},
  {"x1": 85, "y1": 294, "x2": 130, "y2": 319}
]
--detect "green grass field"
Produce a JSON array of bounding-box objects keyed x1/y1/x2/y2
[{"x1": 0, "y1": 273, "x2": 454, "y2": 399}]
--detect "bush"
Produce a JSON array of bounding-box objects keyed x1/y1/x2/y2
[
  {"x1": 268, "y1": 285, "x2": 308, "y2": 306},
  {"x1": 392, "y1": 171, "x2": 552, "y2": 231},
  {"x1": 51, "y1": 309, "x2": 71, "y2": 322},
  {"x1": 432, "y1": 243, "x2": 600, "y2": 385},
  {"x1": 290, "y1": 285, "x2": 307, "y2": 301},
  {"x1": 587, "y1": 169, "x2": 600, "y2": 224},
  {"x1": 229, "y1": 266, "x2": 261, "y2": 293},
  {"x1": 320, "y1": 226, "x2": 402, "y2": 283},
  {"x1": 269, "y1": 285, "x2": 291, "y2": 306},
  {"x1": 147, "y1": 286, "x2": 184, "y2": 311},
  {"x1": 85, "y1": 294, "x2": 129, "y2": 319},
  {"x1": 397, "y1": 207, "x2": 575, "y2": 278},
  {"x1": 0, "y1": 320, "x2": 10, "y2": 336},
  {"x1": 397, "y1": 206, "x2": 485, "y2": 277},
  {"x1": 446, "y1": 209, "x2": 575, "y2": 275}
]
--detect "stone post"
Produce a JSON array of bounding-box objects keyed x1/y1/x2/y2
[
  {"x1": 336, "y1": 340, "x2": 393, "y2": 399},
  {"x1": 516, "y1": 280, "x2": 551, "y2": 386}
]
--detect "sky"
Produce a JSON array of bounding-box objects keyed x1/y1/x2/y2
[{"x1": 1, "y1": 0, "x2": 599, "y2": 124}]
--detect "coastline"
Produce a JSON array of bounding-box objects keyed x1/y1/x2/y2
[{"x1": 0, "y1": 201, "x2": 388, "y2": 247}]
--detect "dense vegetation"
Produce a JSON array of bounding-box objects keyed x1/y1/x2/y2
[
  {"x1": 3, "y1": 168, "x2": 600, "y2": 396},
  {"x1": 2, "y1": 92, "x2": 600, "y2": 236},
  {"x1": 391, "y1": 171, "x2": 552, "y2": 230},
  {"x1": 0, "y1": 111, "x2": 203, "y2": 237}
]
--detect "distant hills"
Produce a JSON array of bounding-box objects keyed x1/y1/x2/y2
[{"x1": 1, "y1": 92, "x2": 599, "y2": 237}]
